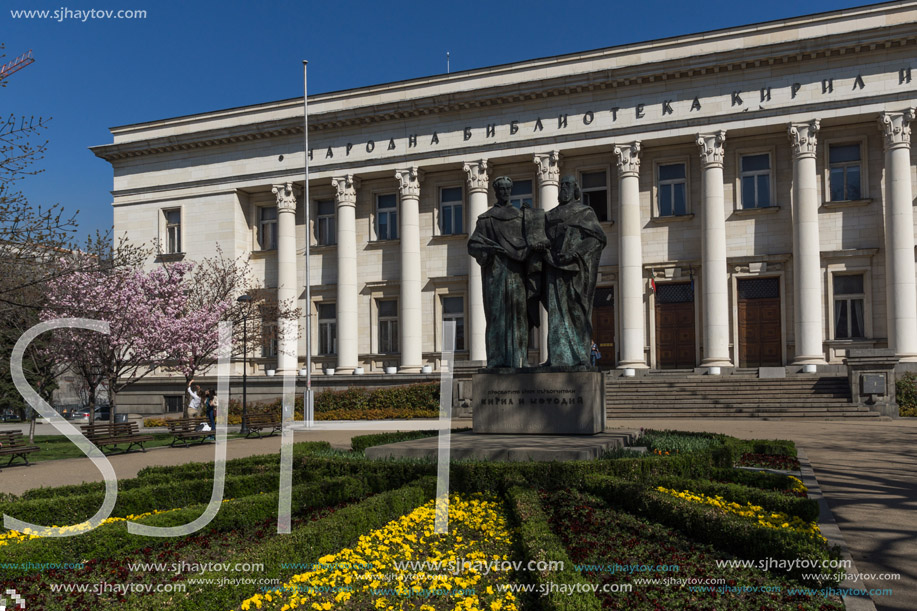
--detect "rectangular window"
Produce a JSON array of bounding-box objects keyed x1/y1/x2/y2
[
  {"x1": 316, "y1": 200, "x2": 335, "y2": 246},
  {"x1": 740, "y1": 154, "x2": 771, "y2": 209},
  {"x1": 509, "y1": 179, "x2": 534, "y2": 209},
  {"x1": 376, "y1": 194, "x2": 398, "y2": 240},
  {"x1": 829, "y1": 144, "x2": 862, "y2": 201},
  {"x1": 834, "y1": 274, "x2": 865, "y2": 339},
  {"x1": 440, "y1": 187, "x2": 464, "y2": 235},
  {"x1": 657, "y1": 163, "x2": 687, "y2": 216},
  {"x1": 164, "y1": 209, "x2": 182, "y2": 254},
  {"x1": 441, "y1": 296, "x2": 465, "y2": 351},
  {"x1": 261, "y1": 321, "x2": 278, "y2": 358},
  {"x1": 318, "y1": 303, "x2": 336, "y2": 355},
  {"x1": 378, "y1": 299, "x2": 399, "y2": 354},
  {"x1": 164, "y1": 396, "x2": 183, "y2": 414},
  {"x1": 258, "y1": 207, "x2": 278, "y2": 250},
  {"x1": 581, "y1": 171, "x2": 609, "y2": 222}
]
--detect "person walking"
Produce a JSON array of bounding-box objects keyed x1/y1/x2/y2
[{"x1": 590, "y1": 339, "x2": 602, "y2": 368}]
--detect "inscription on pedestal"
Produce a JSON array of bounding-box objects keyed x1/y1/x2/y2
[{"x1": 472, "y1": 371, "x2": 605, "y2": 435}]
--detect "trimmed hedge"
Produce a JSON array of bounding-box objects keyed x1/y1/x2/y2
[
  {"x1": 506, "y1": 486, "x2": 601, "y2": 611},
  {"x1": 583, "y1": 474, "x2": 840, "y2": 586},
  {"x1": 220, "y1": 382, "x2": 441, "y2": 419},
  {"x1": 118, "y1": 477, "x2": 437, "y2": 611},
  {"x1": 709, "y1": 467, "x2": 797, "y2": 491},
  {"x1": 349, "y1": 428, "x2": 472, "y2": 454},
  {"x1": 1, "y1": 469, "x2": 320, "y2": 527},
  {"x1": 652, "y1": 475, "x2": 819, "y2": 522},
  {"x1": 0, "y1": 475, "x2": 376, "y2": 570}
]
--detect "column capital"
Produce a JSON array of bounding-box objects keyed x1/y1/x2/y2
[
  {"x1": 463, "y1": 159, "x2": 489, "y2": 194},
  {"x1": 395, "y1": 166, "x2": 424, "y2": 199},
  {"x1": 272, "y1": 182, "x2": 300, "y2": 213},
  {"x1": 788, "y1": 119, "x2": 820, "y2": 158},
  {"x1": 331, "y1": 174, "x2": 360, "y2": 206},
  {"x1": 533, "y1": 151, "x2": 561, "y2": 187},
  {"x1": 879, "y1": 109, "x2": 916, "y2": 151},
  {"x1": 613, "y1": 142, "x2": 642, "y2": 177},
  {"x1": 696, "y1": 131, "x2": 726, "y2": 168}
]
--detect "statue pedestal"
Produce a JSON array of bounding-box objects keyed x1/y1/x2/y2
[{"x1": 472, "y1": 371, "x2": 605, "y2": 435}]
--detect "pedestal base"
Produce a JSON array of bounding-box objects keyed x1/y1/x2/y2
[
  {"x1": 364, "y1": 430, "x2": 637, "y2": 461},
  {"x1": 472, "y1": 371, "x2": 605, "y2": 435}
]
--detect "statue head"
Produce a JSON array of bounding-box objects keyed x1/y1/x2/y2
[
  {"x1": 558, "y1": 175, "x2": 581, "y2": 205},
  {"x1": 493, "y1": 176, "x2": 513, "y2": 205}
]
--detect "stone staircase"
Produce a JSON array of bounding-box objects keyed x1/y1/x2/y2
[{"x1": 605, "y1": 372, "x2": 882, "y2": 419}]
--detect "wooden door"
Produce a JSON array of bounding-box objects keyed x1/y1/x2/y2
[
  {"x1": 592, "y1": 287, "x2": 615, "y2": 369},
  {"x1": 655, "y1": 283, "x2": 696, "y2": 369},
  {"x1": 737, "y1": 277, "x2": 781, "y2": 367}
]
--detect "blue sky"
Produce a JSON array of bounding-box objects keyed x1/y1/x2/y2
[{"x1": 3, "y1": 0, "x2": 879, "y2": 240}]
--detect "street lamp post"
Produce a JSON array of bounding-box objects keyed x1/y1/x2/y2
[{"x1": 237, "y1": 294, "x2": 252, "y2": 434}]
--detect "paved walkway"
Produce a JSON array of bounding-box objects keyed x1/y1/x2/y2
[{"x1": 1, "y1": 418, "x2": 914, "y2": 611}]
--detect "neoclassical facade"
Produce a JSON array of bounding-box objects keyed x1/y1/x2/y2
[{"x1": 94, "y1": 2, "x2": 917, "y2": 380}]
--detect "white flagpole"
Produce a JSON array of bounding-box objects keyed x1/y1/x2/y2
[{"x1": 303, "y1": 60, "x2": 314, "y2": 427}]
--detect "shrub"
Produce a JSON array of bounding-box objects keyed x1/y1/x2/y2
[
  {"x1": 639, "y1": 430, "x2": 722, "y2": 454},
  {"x1": 897, "y1": 372, "x2": 917, "y2": 417},
  {"x1": 350, "y1": 428, "x2": 471, "y2": 453}
]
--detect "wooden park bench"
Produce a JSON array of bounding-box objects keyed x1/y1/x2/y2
[
  {"x1": 165, "y1": 418, "x2": 212, "y2": 447},
  {"x1": 80, "y1": 422, "x2": 153, "y2": 454},
  {"x1": 242, "y1": 413, "x2": 282, "y2": 439},
  {"x1": 0, "y1": 430, "x2": 40, "y2": 468}
]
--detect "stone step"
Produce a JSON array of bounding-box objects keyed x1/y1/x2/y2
[{"x1": 606, "y1": 412, "x2": 882, "y2": 418}]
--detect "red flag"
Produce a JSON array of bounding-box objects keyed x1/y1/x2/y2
[{"x1": 650, "y1": 278, "x2": 656, "y2": 293}]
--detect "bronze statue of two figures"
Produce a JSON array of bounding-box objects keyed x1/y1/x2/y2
[{"x1": 468, "y1": 176, "x2": 606, "y2": 371}]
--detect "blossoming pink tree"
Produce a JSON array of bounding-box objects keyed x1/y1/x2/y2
[{"x1": 41, "y1": 260, "x2": 195, "y2": 422}]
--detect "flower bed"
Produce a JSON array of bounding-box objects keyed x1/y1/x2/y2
[
  {"x1": 654, "y1": 486, "x2": 825, "y2": 543},
  {"x1": 541, "y1": 488, "x2": 843, "y2": 610},
  {"x1": 736, "y1": 453, "x2": 802, "y2": 471},
  {"x1": 0, "y1": 433, "x2": 841, "y2": 610},
  {"x1": 236, "y1": 494, "x2": 518, "y2": 611}
]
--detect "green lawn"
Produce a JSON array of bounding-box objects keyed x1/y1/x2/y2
[{"x1": 12, "y1": 432, "x2": 245, "y2": 463}]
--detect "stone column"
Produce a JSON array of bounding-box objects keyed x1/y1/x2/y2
[
  {"x1": 696, "y1": 132, "x2": 732, "y2": 367},
  {"x1": 788, "y1": 120, "x2": 827, "y2": 364},
  {"x1": 396, "y1": 166, "x2": 424, "y2": 373},
  {"x1": 463, "y1": 159, "x2": 489, "y2": 362},
  {"x1": 614, "y1": 142, "x2": 647, "y2": 368},
  {"x1": 534, "y1": 151, "x2": 561, "y2": 362},
  {"x1": 879, "y1": 109, "x2": 917, "y2": 361},
  {"x1": 272, "y1": 182, "x2": 300, "y2": 374},
  {"x1": 332, "y1": 174, "x2": 360, "y2": 373}
]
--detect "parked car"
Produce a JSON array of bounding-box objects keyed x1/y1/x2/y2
[
  {"x1": 0, "y1": 409, "x2": 19, "y2": 422},
  {"x1": 70, "y1": 406, "x2": 111, "y2": 423}
]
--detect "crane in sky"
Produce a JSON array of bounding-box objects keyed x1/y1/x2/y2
[{"x1": 0, "y1": 50, "x2": 34, "y2": 82}]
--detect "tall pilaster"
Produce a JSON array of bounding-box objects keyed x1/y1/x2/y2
[
  {"x1": 614, "y1": 142, "x2": 647, "y2": 368},
  {"x1": 332, "y1": 174, "x2": 360, "y2": 373},
  {"x1": 534, "y1": 150, "x2": 561, "y2": 362},
  {"x1": 879, "y1": 109, "x2": 917, "y2": 361},
  {"x1": 696, "y1": 132, "x2": 732, "y2": 367},
  {"x1": 395, "y1": 166, "x2": 424, "y2": 373},
  {"x1": 272, "y1": 182, "x2": 300, "y2": 374},
  {"x1": 463, "y1": 159, "x2": 489, "y2": 362},
  {"x1": 788, "y1": 120, "x2": 827, "y2": 364}
]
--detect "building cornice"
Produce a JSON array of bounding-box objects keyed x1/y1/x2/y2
[{"x1": 91, "y1": 7, "x2": 917, "y2": 163}]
